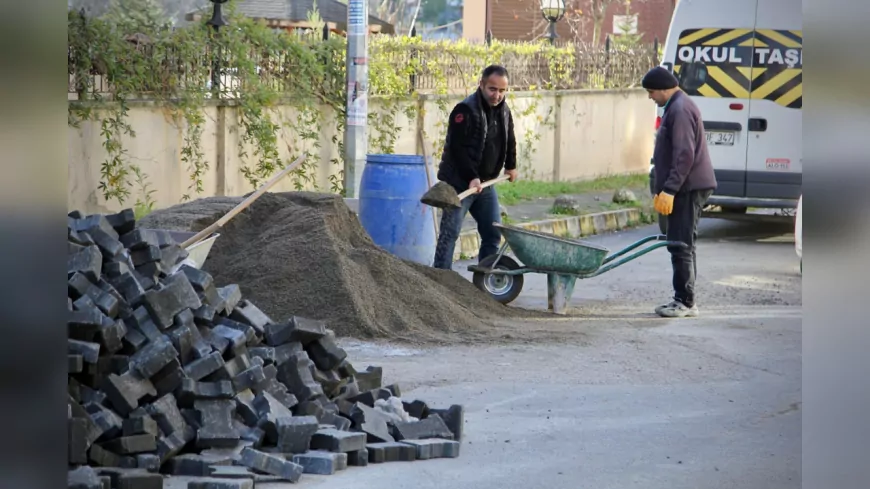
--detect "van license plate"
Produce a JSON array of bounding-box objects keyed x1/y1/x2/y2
[{"x1": 706, "y1": 131, "x2": 735, "y2": 146}]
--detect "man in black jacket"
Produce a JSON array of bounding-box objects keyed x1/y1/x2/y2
[
  {"x1": 432, "y1": 65, "x2": 518, "y2": 270},
  {"x1": 643, "y1": 66, "x2": 718, "y2": 318}
]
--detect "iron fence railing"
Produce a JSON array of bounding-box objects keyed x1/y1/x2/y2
[{"x1": 68, "y1": 31, "x2": 659, "y2": 100}]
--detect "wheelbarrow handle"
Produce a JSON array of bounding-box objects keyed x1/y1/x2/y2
[
  {"x1": 591, "y1": 238, "x2": 690, "y2": 277},
  {"x1": 602, "y1": 235, "x2": 688, "y2": 266},
  {"x1": 665, "y1": 240, "x2": 690, "y2": 249},
  {"x1": 655, "y1": 235, "x2": 690, "y2": 249}
]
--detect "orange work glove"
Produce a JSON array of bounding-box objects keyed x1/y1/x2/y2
[{"x1": 654, "y1": 191, "x2": 674, "y2": 215}]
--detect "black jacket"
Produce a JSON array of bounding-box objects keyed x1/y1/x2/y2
[
  {"x1": 653, "y1": 90, "x2": 718, "y2": 194},
  {"x1": 437, "y1": 89, "x2": 517, "y2": 190}
]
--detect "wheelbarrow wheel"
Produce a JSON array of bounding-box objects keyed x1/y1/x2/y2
[{"x1": 473, "y1": 255, "x2": 524, "y2": 305}]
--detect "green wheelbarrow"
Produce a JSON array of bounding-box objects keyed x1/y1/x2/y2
[{"x1": 467, "y1": 223, "x2": 687, "y2": 314}]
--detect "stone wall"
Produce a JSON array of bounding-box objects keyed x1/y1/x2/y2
[{"x1": 68, "y1": 89, "x2": 655, "y2": 214}]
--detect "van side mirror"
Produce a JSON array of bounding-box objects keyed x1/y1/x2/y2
[{"x1": 679, "y1": 62, "x2": 707, "y2": 91}]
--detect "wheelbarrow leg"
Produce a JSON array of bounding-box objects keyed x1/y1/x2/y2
[
  {"x1": 547, "y1": 273, "x2": 577, "y2": 315},
  {"x1": 488, "y1": 242, "x2": 511, "y2": 269}
]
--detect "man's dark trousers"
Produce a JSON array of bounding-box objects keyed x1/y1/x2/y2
[
  {"x1": 432, "y1": 185, "x2": 502, "y2": 270},
  {"x1": 666, "y1": 189, "x2": 714, "y2": 307}
]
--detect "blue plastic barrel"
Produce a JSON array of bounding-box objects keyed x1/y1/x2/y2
[{"x1": 359, "y1": 154, "x2": 437, "y2": 266}]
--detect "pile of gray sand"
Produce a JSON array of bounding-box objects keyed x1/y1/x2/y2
[{"x1": 138, "y1": 192, "x2": 538, "y2": 341}]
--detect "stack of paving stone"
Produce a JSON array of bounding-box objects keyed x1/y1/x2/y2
[{"x1": 67, "y1": 208, "x2": 464, "y2": 489}]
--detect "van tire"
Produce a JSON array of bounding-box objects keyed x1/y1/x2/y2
[{"x1": 720, "y1": 206, "x2": 748, "y2": 214}]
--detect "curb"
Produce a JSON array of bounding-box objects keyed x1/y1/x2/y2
[{"x1": 453, "y1": 207, "x2": 645, "y2": 262}]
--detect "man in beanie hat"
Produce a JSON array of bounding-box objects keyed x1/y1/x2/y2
[{"x1": 643, "y1": 65, "x2": 717, "y2": 318}]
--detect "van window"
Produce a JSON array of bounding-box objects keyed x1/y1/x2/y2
[{"x1": 679, "y1": 62, "x2": 708, "y2": 91}]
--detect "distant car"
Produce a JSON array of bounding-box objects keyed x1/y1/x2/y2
[{"x1": 795, "y1": 195, "x2": 802, "y2": 273}]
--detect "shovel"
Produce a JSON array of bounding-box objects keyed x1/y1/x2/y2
[{"x1": 420, "y1": 174, "x2": 511, "y2": 209}]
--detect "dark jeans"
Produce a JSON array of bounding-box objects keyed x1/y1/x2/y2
[
  {"x1": 432, "y1": 185, "x2": 502, "y2": 270},
  {"x1": 666, "y1": 189, "x2": 713, "y2": 307}
]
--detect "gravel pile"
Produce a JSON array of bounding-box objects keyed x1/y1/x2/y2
[{"x1": 139, "y1": 192, "x2": 534, "y2": 342}]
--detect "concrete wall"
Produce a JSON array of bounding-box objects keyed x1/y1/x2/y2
[{"x1": 68, "y1": 89, "x2": 655, "y2": 214}]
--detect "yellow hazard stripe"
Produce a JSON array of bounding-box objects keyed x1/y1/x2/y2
[
  {"x1": 702, "y1": 28, "x2": 752, "y2": 46},
  {"x1": 679, "y1": 28, "x2": 721, "y2": 45},
  {"x1": 752, "y1": 68, "x2": 801, "y2": 99},
  {"x1": 707, "y1": 66, "x2": 749, "y2": 98},
  {"x1": 674, "y1": 28, "x2": 802, "y2": 108},
  {"x1": 756, "y1": 29, "x2": 802, "y2": 48},
  {"x1": 776, "y1": 84, "x2": 802, "y2": 107},
  {"x1": 697, "y1": 85, "x2": 719, "y2": 98},
  {"x1": 737, "y1": 66, "x2": 767, "y2": 81}
]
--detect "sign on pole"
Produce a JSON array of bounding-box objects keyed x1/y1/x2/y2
[{"x1": 344, "y1": 0, "x2": 369, "y2": 197}]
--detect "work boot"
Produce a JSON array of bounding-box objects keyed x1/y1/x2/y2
[{"x1": 655, "y1": 300, "x2": 699, "y2": 318}]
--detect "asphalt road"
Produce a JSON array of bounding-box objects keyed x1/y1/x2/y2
[{"x1": 169, "y1": 218, "x2": 802, "y2": 489}]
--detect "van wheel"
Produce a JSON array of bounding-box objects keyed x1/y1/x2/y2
[
  {"x1": 658, "y1": 213, "x2": 668, "y2": 235},
  {"x1": 720, "y1": 206, "x2": 747, "y2": 214}
]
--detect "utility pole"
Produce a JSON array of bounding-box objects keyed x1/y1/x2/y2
[{"x1": 344, "y1": 0, "x2": 369, "y2": 197}]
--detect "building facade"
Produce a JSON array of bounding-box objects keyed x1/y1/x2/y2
[{"x1": 463, "y1": 0, "x2": 676, "y2": 45}]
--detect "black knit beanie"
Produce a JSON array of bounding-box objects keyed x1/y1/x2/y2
[{"x1": 642, "y1": 66, "x2": 679, "y2": 90}]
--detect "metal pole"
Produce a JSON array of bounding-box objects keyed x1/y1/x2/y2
[
  {"x1": 344, "y1": 0, "x2": 369, "y2": 198},
  {"x1": 207, "y1": 1, "x2": 228, "y2": 98},
  {"x1": 548, "y1": 20, "x2": 557, "y2": 45},
  {"x1": 409, "y1": 26, "x2": 417, "y2": 94},
  {"x1": 210, "y1": 41, "x2": 221, "y2": 98}
]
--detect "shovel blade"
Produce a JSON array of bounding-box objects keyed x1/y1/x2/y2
[{"x1": 420, "y1": 181, "x2": 461, "y2": 209}]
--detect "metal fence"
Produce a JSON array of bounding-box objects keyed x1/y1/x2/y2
[
  {"x1": 395, "y1": 40, "x2": 660, "y2": 92},
  {"x1": 68, "y1": 33, "x2": 659, "y2": 100}
]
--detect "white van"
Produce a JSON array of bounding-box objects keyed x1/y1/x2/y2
[{"x1": 649, "y1": 0, "x2": 802, "y2": 227}]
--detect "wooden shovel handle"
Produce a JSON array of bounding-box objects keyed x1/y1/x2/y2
[
  {"x1": 456, "y1": 174, "x2": 511, "y2": 201},
  {"x1": 417, "y1": 128, "x2": 440, "y2": 235},
  {"x1": 179, "y1": 154, "x2": 306, "y2": 249}
]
